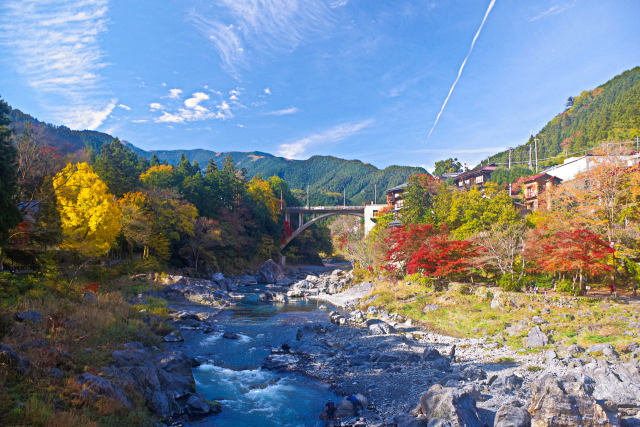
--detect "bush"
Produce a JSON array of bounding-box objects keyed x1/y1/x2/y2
[
  {"x1": 498, "y1": 275, "x2": 522, "y2": 292},
  {"x1": 403, "y1": 273, "x2": 434, "y2": 290},
  {"x1": 556, "y1": 279, "x2": 575, "y2": 294}
]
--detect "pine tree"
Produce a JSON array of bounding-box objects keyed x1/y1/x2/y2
[{"x1": 0, "y1": 98, "x2": 21, "y2": 263}]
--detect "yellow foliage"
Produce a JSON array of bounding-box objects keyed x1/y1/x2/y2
[
  {"x1": 52, "y1": 162, "x2": 121, "y2": 257},
  {"x1": 248, "y1": 176, "x2": 281, "y2": 222},
  {"x1": 139, "y1": 164, "x2": 176, "y2": 188}
]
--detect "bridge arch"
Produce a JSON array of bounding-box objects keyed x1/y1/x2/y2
[{"x1": 281, "y1": 207, "x2": 364, "y2": 250}]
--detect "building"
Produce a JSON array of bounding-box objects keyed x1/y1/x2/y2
[
  {"x1": 386, "y1": 182, "x2": 407, "y2": 212},
  {"x1": 452, "y1": 165, "x2": 498, "y2": 190},
  {"x1": 543, "y1": 153, "x2": 640, "y2": 182},
  {"x1": 364, "y1": 204, "x2": 387, "y2": 235},
  {"x1": 521, "y1": 173, "x2": 562, "y2": 210}
]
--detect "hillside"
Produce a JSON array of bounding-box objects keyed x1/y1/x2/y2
[
  {"x1": 7, "y1": 106, "x2": 424, "y2": 205},
  {"x1": 487, "y1": 66, "x2": 640, "y2": 168}
]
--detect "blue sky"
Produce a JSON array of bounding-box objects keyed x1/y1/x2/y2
[{"x1": 1, "y1": 0, "x2": 639, "y2": 170}]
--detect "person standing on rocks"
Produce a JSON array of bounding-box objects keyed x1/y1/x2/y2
[{"x1": 449, "y1": 344, "x2": 456, "y2": 363}]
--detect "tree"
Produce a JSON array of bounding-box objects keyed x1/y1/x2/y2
[
  {"x1": 140, "y1": 164, "x2": 180, "y2": 189},
  {"x1": 405, "y1": 230, "x2": 478, "y2": 281},
  {"x1": 402, "y1": 173, "x2": 439, "y2": 224},
  {"x1": 0, "y1": 98, "x2": 22, "y2": 266},
  {"x1": 474, "y1": 221, "x2": 526, "y2": 281},
  {"x1": 433, "y1": 158, "x2": 462, "y2": 177},
  {"x1": 118, "y1": 191, "x2": 153, "y2": 258},
  {"x1": 52, "y1": 163, "x2": 121, "y2": 257},
  {"x1": 526, "y1": 227, "x2": 613, "y2": 292},
  {"x1": 385, "y1": 223, "x2": 438, "y2": 268},
  {"x1": 93, "y1": 139, "x2": 145, "y2": 196},
  {"x1": 180, "y1": 217, "x2": 222, "y2": 273}
]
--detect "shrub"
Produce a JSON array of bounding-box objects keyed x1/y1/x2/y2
[
  {"x1": 557, "y1": 279, "x2": 575, "y2": 294},
  {"x1": 498, "y1": 275, "x2": 522, "y2": 292}
]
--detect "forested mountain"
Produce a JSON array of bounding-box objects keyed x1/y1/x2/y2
[
  {"x1": 487, "y1": 66, "x2": 640, "y2": 168},
  {"x1": 6, "y1": 106, "x2": 424, "y2": 205}
]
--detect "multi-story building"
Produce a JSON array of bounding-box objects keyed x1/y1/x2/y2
[
  {"x1": 452, "y1": 165, "x2": 498, "y2": 190},
  {"x1": 521, "y1": 173, "x2": 562, "y2": 210}
]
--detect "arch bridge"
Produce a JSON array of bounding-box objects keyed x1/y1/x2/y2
[{"x1": 281, "y1": 206, "x2": 364, "y2": 249}]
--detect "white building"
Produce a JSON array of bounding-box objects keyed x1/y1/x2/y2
[
  {"x1": 543, "y1": 153, "x2": 640, "y2": 182},
  {"x1": 364, "y1": 204, "x2": 387, "y2": 235}
]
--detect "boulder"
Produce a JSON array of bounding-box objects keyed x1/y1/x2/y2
[
  {"x1": 503, "y1": 374, "x2": 524, "y2": 391},
  {"x1": 531, "y1": 316, "x2": 547, "y2": 325},
  {"x1": 257, "y1": 259, "x2": 285, "y2": 284},
  {"x1": 335, "y1": 394, "x2": 368, "y2": 418},
  {"x1": 494, "y1": 402, "x2": 531, "y2": 427},
  {"x1": 392, "y1": 414, "x2": 430, "y2": 427},
  {"x1": 525, "y1": 326, "x2": 548, "y2": 348},
  {"x1": 163, "y1": 331, "x2": 184, "y2": 342},
  {"x1": 567, "y1": 344, "x2": 585, "y2": 357},
  {"x1": 527, "y1": 373, "x2": 618, "y2": 427},
  {"x1": 184, "y1": 393, "x2": 220, "y2": 418},
  {"x1": 0, "y1": 344, "x2": 31, "y2": 375},
  {"x1": 83, "y1": 291, "x2": 98, "y2": 304},
  {"x1": 14, "y1": 310, "x2": 42, "y2": 324},
  {"x1": 586, "y1": 343, "x2": 619, "y2": 359},
  {"x1": 578, "y1": 359, "x2": 640, "y2": 408},
  {"x1": 423, "y1": 304, "x2": 440, "y2": 313},
  {"x1": 462, "y1": 366, "x2": 487, "y2": 381},
  {"x1": 75, "y1": 373, "x2": 131, "y2": 408},
  {"x1": 412, "y1": 384, "x2": 483, "y2": 427},
  {"x1": 367, "y1": 319, "x2": 396, "y2": 335}
]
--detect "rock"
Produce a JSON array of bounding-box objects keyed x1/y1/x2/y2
[
  {"x1": 587, "y1": 343, "x2": 619, "y2": 358},
  {"x1": 566, "y1": 344, "x2": 585, "y2": 357},
  {"x1": 376, "y1": 352, "x2": 400, "y2": 363},
  {"x1": 184, "y1": 393, "x2": 220, "y2": 418},
  {"x1": 578, "y1": 359, "x2": 640, "y2": 407},
  {"x1": 544, "y1": 349, "x2": 557, "y2": 363},
  {"x1": 257, "y1": 259, "x2": 285, "y2": 284},
  {"x1": 367, "y1": 306, "x2": 378, "y2": 315},
  {"x1": 527, "y1": 373, "x2": 618, "y2": 427},
  {"x1": 423, "y1": 304, "x2": 440, "y2": 313},
  {"x1": 427, "y1": 419, "x2": 453, "y2": 427},
  {"x1": 494, "y1": 402, "x2": 531, "y2": 427},
  {"x1": 48, "y1": 367, "x2": 63, "y2": 378},
  {"x1": 335, "y1": 394, "x2": 368, "y2": 418},
  {"x1": 0, "y1": 344, "x2": 31, "y2": 375},
  {"x1": 412, "y1": 384, "x2": 483, "y2": 427},
  {"x1": 367, "y1": 319, "x2": 396, "y2": 335},
  {"x1": 462, "y1": 366, "x2": 486, "y2": 381},
  {"x1": 525, "y1": 326, "x2": 548, "y2": 348},
  {"x1": 222, "y1": 331, "x2": 239, "y2": 340},
  {"x1": 14, "y1": 310, "x2": 42, "y2": 324},
  {"x1": 163, "y1": 331, "x2": 184, "y2": 342},
  {"x1": 505, "y1": 322, "x2": 528, "y2": 337},
  {"x1": 83, "y1": 291, "x2": 98, "y2": 303},
  {"x1": 392, "y1": 414, "x2": 430, "y2": 427},
  {"x1": 503, "y1": 374, "x2": 523, "y2": 391},
  {"x1": 351, "y1": 310, "x2": 365, "y2": 323},
  {"x1": 531, "y1": 316, "x2": 547, "y2": 325},
  {"x1": 75, "y1": 373, "x2": 131, "y2": 408}
]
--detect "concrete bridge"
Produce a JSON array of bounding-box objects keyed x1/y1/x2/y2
[{"x1": 281, "y1": 206, "x2": 364, "y2": 249}]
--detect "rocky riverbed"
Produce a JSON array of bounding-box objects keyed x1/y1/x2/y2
[{"x1": 32, "y1": 260, "x2": 636, "y2": 426}]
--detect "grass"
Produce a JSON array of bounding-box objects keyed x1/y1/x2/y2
[
  {"x1": 0, "y1": 267, "x2": 168, "y2": 426},
  {"x1": 364, "y1": 279, "x2": 640, "y2": 355}
]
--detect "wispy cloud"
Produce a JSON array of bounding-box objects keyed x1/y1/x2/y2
[
  {"x1": 277, "y1": 119, "x2": 373, "y2": 159},
  {"x1": 266, "y1": 107, "x2": 299, "y2": 116},
  {"x1": 188, "y1": 0, "x2": 332, "y2": 76},
  {"x1": 530, "y1": 2, "x2": 574, "y2": 22},
  {"x1": 118, "y1": 103, "x2": 131, "y2": 111},
  {"x1": 427, "y1": 0, "x2": 496, "y2": 139},
  {"x1": 0, "y1": 0, "x2": 115, "y2": 130},
  {"x1": 150, "y1": 102, "x2": 164, "y2": 110},
  {"x1": 264, "y1": 87, "x2": 272, "y2": 95}
]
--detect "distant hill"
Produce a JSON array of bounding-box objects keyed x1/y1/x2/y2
[
  {"x1": 6, "y1": 106, "x2": 425, "y2": 205},
  {"x1": 487, "y1": 66, "x2": 640, "y2": 169}
]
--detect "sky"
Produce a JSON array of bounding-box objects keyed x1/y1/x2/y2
[{"x1": 1, "y1": 0, "x2": 639, "y2": 171}]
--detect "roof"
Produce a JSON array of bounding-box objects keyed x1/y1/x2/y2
[
  {"x1": 440, "y1": 172, "x2": 463, "y2": 179},
  {"x1": 454, "y1": 165, "x2": 498, "y2": 181},
  {"x1": 522, "y1": 173, "x2": 562, "y2": 184},
  {"x1": 386, "y1": 182, "x2": 408, "y2": 193}
]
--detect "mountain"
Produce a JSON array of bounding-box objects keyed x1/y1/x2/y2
[
  {"x1": 6, "y1": 106, "x2": 425, "y2": 205},
  {"x1": 487, "y1": 66, "x2": 640, "y2": 169}
]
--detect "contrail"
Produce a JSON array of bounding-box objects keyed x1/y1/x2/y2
[{"x1": 427, "y1": 0, "x2": 496, "y2": 139}]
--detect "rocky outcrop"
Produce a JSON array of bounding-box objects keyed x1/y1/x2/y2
[
  {"x1": 494, "y1": 401, "x2": 531, "y2": 427},
  {"x1": 411, "y1": 384, "x2": 483, "y2": 427},
  {"x1": 286, "y1": 270, "x2": 353, "y2": 298},
  {"x1": 0, "y1": 344, "x2": 32, "y2": 375},
  {"x1": 257, "y1": 259, "x2": 285, "y2": 284},
  {"x1": 525, "y1": 326, "x2": 549, "y2": 348},
  {"x1": 162, "y1": 276, "x2": 232, "y2": 307},
  {"x1": 527, "y1": 373, "x2": 619, "y2": 427},
  {"x1": 101, "y1": 342, "x2": 219, "y2": 420},
  {"x1": 75, "y1": 373, "x2": 131, "y2": 408},
  {"x1": 576, "y1": 359, "x2": 640, "y2": 408},
  {"x1": 14, "y1": 310, "x2": 42, "y2": 324}
]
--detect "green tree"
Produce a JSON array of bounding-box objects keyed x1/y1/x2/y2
[
  {"x1": 402, "y1": 173, "x2": 439, "y2": 224},
  {"x1": 433, "y1": 158, "x2": 462, "y2": 177},
  {"x1": 93, "y1": 139, "x2": 145, "y2": 196},
  {"x1": 0, "y1": 98, "x2": 22, "y2": 267}
]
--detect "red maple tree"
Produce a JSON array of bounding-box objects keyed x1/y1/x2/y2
[{"x1": 406, "y1": 234, "x2": 478, "y2": 279}]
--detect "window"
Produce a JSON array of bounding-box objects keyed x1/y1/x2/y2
[
  {"x1": 458, "y1": 181, "x2": 463, "y2": 187},
  {"x1": 475, "y1": 175, "x2": 483, "y2": 184}
]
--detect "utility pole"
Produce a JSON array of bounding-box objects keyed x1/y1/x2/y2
[
  {"x1": 374, "y1": 184, "x2": 377, "y2": 204},
  {"x1": 508, "y1": 147, "x2": 512, "y2": 170},
  {"x1": 534, "y1": 137, "x2": 539, "y2": 173},
  {"x1": 343, "y1": 188, "x2": 346, "y2": 207},
  {"x1": 306, "y1": 185, "x2": 310, "y2": 208},
  {"x1": 636, "y1": 135, "x2": 639, "y2": 152},
  {"x1": 528, "y1": 144, "x2": 532, "y2": 170}
]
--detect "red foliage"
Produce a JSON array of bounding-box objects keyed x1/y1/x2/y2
[
  {"x1": 84, "y1": 282, "x2": 99, "y2": 293},
  {"x1": 386, "y1": 224, "x2": 477, "y2": 278},
  {"x1": 385, "y1": 223, "x2": 438, "y2": 264},
  {"x1": 406, "y1": 234, "x2": 478, "y2": 278},
  {"x1": 526, "y1": 228, "x2": 613, "y2": 278}
]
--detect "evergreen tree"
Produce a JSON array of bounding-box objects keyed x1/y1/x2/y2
[
  {"x1": 0, "y1": 98, "x2": 21, "y2": 259},
  {"x1": 93, "y1": 139, "x2": 144, "y2": 196}
]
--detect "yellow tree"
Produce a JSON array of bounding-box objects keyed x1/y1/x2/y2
[
  {"x1": 52, "y1": 162, "x2": 121, "y2": 257},
  {"x1": 247, "y1": 176, "x2": 281, "y2": 223}
]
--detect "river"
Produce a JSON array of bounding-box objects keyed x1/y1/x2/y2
[{"x1": 173, "y1": 282, "x2": 341, "y2": 426}]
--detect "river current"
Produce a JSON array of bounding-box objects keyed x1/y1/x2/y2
[{"x1": 174, "y1": 291, "x2": 340, "y2": 426}]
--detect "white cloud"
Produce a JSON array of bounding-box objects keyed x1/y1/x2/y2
[
  {"x1": 161, "y1": 82, "x2": 167, "y2": 87},
  {"x1": 266, "y1": 107, "x2": 299, "y2": 116},
  {"x1": 530, "y1": 2, "x2": 574, "y2": 22},
  {"x1": 277, "y1": 119, "x2": 373, "y2": 159},
  {"x1": 189, "y1": 0, "x2": 332, "y2": 76},
  {"x1": 0, "y1": 0, "x2": 115, "y2": 130},
  {"x1": 330, "y1": 0, "x2": 348, "y2": 7},
  {"x1": 168, "y1": 88, "x2": 183, "y2": 99},
  {"x1": 149, "y1": 102, "x2": 164, "y2": 110},
  {"x1": 131, "y1": 119, "x2": 148, "y2": 123},
  {"x1": 184, "y1": 92, "x2": 210, "y2": 108},
  {"x1": 118, "y1": 103, "x2": 131, "y2": 111},
  {"x1": 264, "y1": 87, "x2": 272, "y2": 95}
]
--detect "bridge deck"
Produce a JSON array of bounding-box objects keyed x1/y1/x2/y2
[{"x1": 284, "y1": 206, "x2": 364, "y2": 214}]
